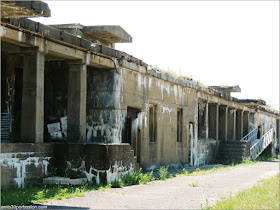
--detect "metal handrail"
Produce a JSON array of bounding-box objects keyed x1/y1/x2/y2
[
  {"x1": 249, "y1": 128, "x2": 274, "y2": 160},
  {"x1": 240, "y1": 127, "x2": 258, "y2": 143}
]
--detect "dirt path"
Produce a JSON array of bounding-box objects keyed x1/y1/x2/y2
[{"x1": 38, "y1": 160, "x2": 279, "y2": 209}]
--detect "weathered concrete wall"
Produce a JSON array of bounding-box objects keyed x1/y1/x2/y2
[
  {"x1": 86, "y1": 68, "x2": 125, "y2": 143},
  {"x1": 197, "y1": 139, "x2": 220, "y2": 165},
  {"x1": 255, "y1": 111, "x2": 279, "y2": 156},
  {"x1": 1, "y1": 143, "x2": 53, "y2": 189},
  {"x1": 114, "y1": 68, "x2": 197, "y2": 168},
  {"x1": 52, "y1": 143, "x2": 137, "y2": 185},
  {"x1": 1, "y1": 143, "x2": 137, "y2": 189}
]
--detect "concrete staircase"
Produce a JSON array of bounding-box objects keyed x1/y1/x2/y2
[
  {"x1": 126, "y1": 146, "x2": 140, "y2": 172},
  {"x1": 216, "y1": 128, "x2": 274, "y2": 164},
  {"x1": 216, "y1": 141, "x2": 250, "y2": 164}
]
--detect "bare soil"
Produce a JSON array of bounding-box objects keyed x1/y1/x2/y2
[{"x1": 38, "y1": 160, "x2": 279, "y2": 209}]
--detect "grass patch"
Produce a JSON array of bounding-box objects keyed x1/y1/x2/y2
[
  {"x1": 191, "y1": 181, "x2": 199, "y2": 187},
  {"x1": 1, "y1": 184, "x2": 111, "y2": 206},
  {"x1": 205, "y1": 173, "x2": 280, "y2": 209}
]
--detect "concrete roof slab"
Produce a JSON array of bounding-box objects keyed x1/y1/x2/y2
[
  {"x1": 82, "y1": 25, "x2": 132, "y2": 43},
  {"x1": 1, "y1": 1, "x2": 51, "y2": 18}
]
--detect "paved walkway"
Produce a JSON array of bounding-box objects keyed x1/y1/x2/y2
[{"x1": 38, "y1": 160, "x2": 279, "y2": 209}]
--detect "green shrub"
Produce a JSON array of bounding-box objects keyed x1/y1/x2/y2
[
  {"x1": 158, "y1": 166, "x2": 169, "y2": 180},
  {"x1": 122, "y1": 172, "x2": 140, "y2": 186},
  {"x1": 140, "y1": 171, "x2": 154, "y2": 184},
  {"x1": 121, "y1": 169, "x2": 155, "y2": 186},
  {"x1": 111, "y1": 179, "x2": 124, "y2": 188}
]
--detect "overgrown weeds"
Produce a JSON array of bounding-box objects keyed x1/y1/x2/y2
[
  {"x1": 157, "y1": 166, "x2": 169, "y2": 180},
  {"x1": 121, "y1": 169, "x2": 155, "y2": 186},
  {"x1": 1, "y1": 184, "x2": 111, "y2": 206}
]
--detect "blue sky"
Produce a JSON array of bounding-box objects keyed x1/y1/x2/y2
[{"x1": 35, "y1": 1, "x2": 279, "y2": 110}]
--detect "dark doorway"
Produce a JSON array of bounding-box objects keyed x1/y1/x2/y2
[
  {"x1": 13, "y1": 67, "x2": 23, "y2": 142},
  {"x1": 257, "y1": 126, "x2": 262, "y2": 139},
  {"x1": 123, "y1": 107, "x2": 141, "y2": 162}
]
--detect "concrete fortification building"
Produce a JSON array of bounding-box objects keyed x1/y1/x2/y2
[{"x1": 1, "y1": 1, "x2": 279, "y2": 189}]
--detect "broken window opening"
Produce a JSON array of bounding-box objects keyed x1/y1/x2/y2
[
  {"x1": 149, "y1": 104, "x2": 157, "y2": 143},
  {"x1": 177, "y1": 108, "x2": 183, "y2": 142}
]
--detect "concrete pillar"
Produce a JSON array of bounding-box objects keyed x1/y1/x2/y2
[
  {"x1": 216, "y1": 104, "x2": 219, "y2": 140},
  {"x1": 67, "y1": 62, "x2": 87, "y2": 142},
  {"x1": 233, "y1": 109, "x2": 236, "y2": 140},
  {"x1": 205, "y1": 102, "x2": 209, "y2": 139},
  {"x1": 241, "y1": 111, "x2": 244, "y2": 138},
  {"x1": 21, "y1": 52, "x2": 45, "y2": 143}
]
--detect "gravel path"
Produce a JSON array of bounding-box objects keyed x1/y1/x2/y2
[{"x1": 37, "y1": 160, "x2": 279, "y2": 209}]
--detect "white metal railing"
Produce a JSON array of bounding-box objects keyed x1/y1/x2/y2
[
  {"x1": 249, "y1": 128, "x2": 274, "y2": 160},
  {"x1": 240, "y1": 127, "x2": 258, "y2": 143}
]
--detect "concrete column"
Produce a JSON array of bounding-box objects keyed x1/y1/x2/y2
[
  {"x1": 21, "y1": 52, "x2": 45, "y2": 143},
  {"x1": 67, "y1": 63, "x2": 87, "y2": 142},
  {"x1": 241, "y1": 111, "x2": 244, "y2": 138},
  {"x1": 233, "y1": 109, "x2": 236, "y2": 140},
  {"x1": 205, "y1": 102, "x2": 209, "y2": 139},
  {"x1": 225, "y1": 107, "x2": 228, "y2": 140},
  {"x1": 216, "y1": 104, "x2": 219, "y2": 140}
]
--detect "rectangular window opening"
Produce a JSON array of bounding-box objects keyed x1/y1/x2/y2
[
  {"x1": 177, "y1": 108, "x2": 183, "y2": 142},
  {"x1": 149, "y1": 104, "x2": 157, "y2": 142}
]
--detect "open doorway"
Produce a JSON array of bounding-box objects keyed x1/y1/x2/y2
[
  {"x1": 257, "y1": 125, "x2": 262, "y2": 139},
  {"x1": 123, "y1": 107, "x2": 141, "y2": 163}
]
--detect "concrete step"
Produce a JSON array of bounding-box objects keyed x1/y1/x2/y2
[
  {"x1": 216, "y1": 155, "x2": 243, "y2": 160},
  {"x1": 220, "y1": 147, "x2": 247, "y2": 152},
  {"x1": 215, "y1": 157, "x2": 243, "y2": 164},
  {"x1": 218, "y1": 151, "x2": 245, "y2": 156},
  {"x1": 220, "y1": 144, "x2": 247, "y2": 148},
  {"x1": 220, "y1": 140, "x2": 248, "y2": 144}
]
